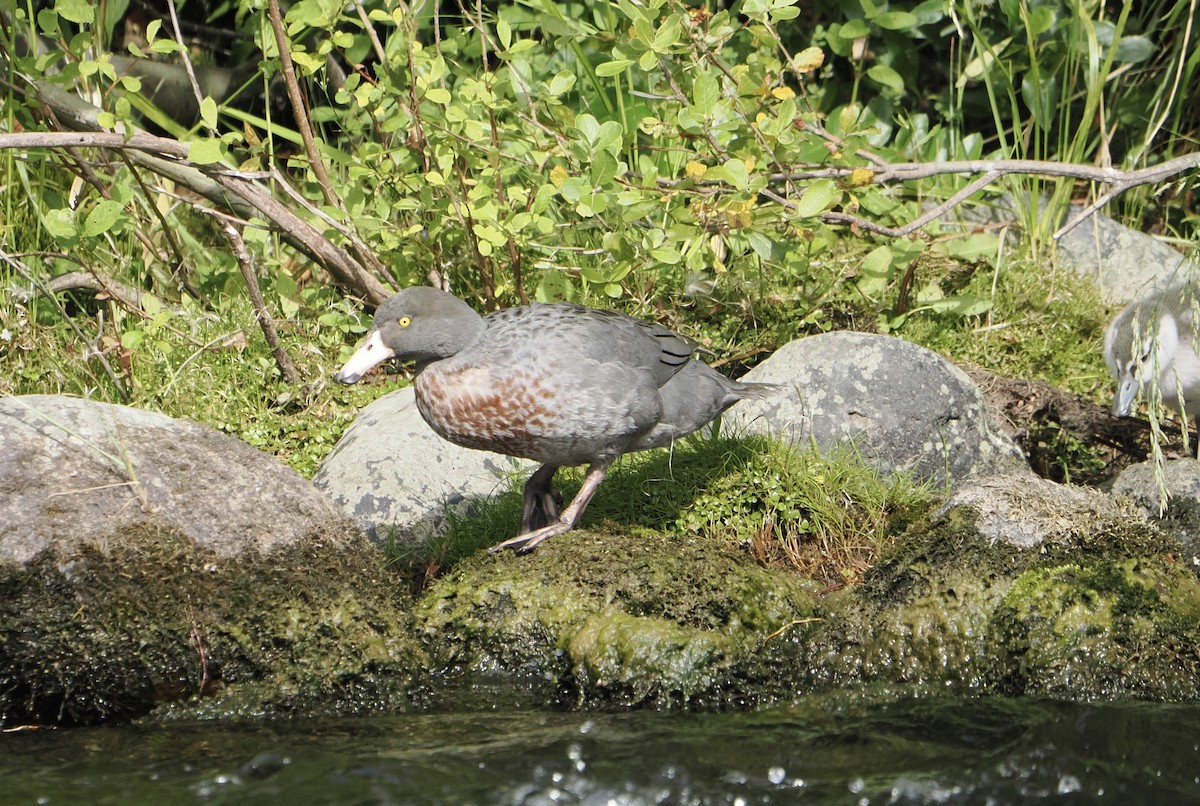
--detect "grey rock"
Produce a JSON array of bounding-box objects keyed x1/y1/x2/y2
[
  {"x1": 725, "y1": 332, "x2": 1029, "y2": 487},
  {"x1": 1113, "y1": 459, "x2": 1200, "y2": 567},
  {"x1": 313, "y1": 386, "x2": 533, "y2": 544},
  {"x1": 0, "y1": 394, "x2": 356, "y2": 563},
  {"x1": 1055, "y1": 205, "x2": 1195, "y2": 305},
  {"x1": 937, "y1": 473, "x2": 1141, "y2": 548}
]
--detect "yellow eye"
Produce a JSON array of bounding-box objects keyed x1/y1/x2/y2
[{"x1": 398, "y1": 316, "x2": 411, "y2": 328}]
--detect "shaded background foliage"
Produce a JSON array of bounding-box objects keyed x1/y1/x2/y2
[{"x1": 0, "y1": 0, "x2": 1196, "y2": 476}]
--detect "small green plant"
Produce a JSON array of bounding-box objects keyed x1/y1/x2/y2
[{"x1": 677, "y1": 443, "x2": 929, "y2": 585}]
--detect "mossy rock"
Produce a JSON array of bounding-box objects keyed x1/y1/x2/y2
[
  {"x1": 765, "y1": 482, "x2": 1200, "y2": 701},
  {"x1": 412, "y1": 529, "x2": 817, "y2": 709},
  {"x1": 995, "y1": 559, "x2": 1200, "y2": 699},
  {"x1": 0, "y1": 525, "x2": 422, "y2": 725}
]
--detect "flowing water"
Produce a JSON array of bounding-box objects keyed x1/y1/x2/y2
[{"x1": 3, "y1": 696, "x2": 1198, "y2": 804}]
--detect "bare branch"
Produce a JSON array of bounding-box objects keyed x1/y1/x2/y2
[
  {"x1": 46, "y1": 270, "x2": 155, "y2": 311},
  {"x1": 216, "y1": 218, "x2": 299, "y2": 384},
  {"x1": 11, "y1": 80, "x2": 392, "y2": 303},
  {"x1": 265, "y1": 0, "x2": 337, "y2": 209}
]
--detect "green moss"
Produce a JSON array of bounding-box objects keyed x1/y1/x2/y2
[
  {"x1": 414, "y1": 531, "x2": 816, "y2": 708},
  {"x1": 566, "y1": 609, "x2": 730, "y2": 706},
  {"x1": 902, "y1": 254, "x2": 1111, "y2": 401},
  {"x1": 0, "y1": 525, "x2": 422, "y2": 726},
  {"x1": 423, "y1": 437, "x2": 928, "y2": 586},
  {"x1": 996, "y1": 559, "x2": 1200, "y2": 699}
]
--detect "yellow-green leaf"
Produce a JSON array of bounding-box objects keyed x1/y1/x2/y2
[
  {"x1": 188, "y1": 138, "x2": 225, "y2": 165},
  {"x1": 596, "y1": 59, "x2": 634, "y2": 76},
  {"x1": 200, "y1": 97, "x2": 218, "y2": 130},
  {"x1": 794, "y1": 178, "x2": 838, "y2": 218}
]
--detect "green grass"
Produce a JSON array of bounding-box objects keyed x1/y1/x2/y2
[{"x1": 901, "y1": 254, "x2": 1114, "y2": 402}]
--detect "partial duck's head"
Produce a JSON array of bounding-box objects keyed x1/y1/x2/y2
[
  {"x1": 1104, "y1": 302, "x2": 1179, "y2": 417},
  {"x1": 334, "y1": 287, "x2": 486, "y2": 384}
]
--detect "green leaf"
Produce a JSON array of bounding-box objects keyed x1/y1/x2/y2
[
  {"x1": 573, "y1": 113, "x2": 600, "y2": 145},
  {"x1": 692, "y1": 71, "x2": 719, "y2": 117},
  {"x1": 54, "y1": 0, "x2": 93, "y2": 25},
  {"x1": 593, "y1": 121, "x2": 625, "y2": 155},
  {"x1": 856, "y1": 245, "x2": 894, "y2": 297},
  {"x1": 937, "y1": 232, "x2": 1000, "y2": 263},
  {"x1": 596, "y1": 59, "x2": 634, "y2": 76},
  {"x1": 650, "y1": 247, "x2": 682, "y2": 264},
  {"x1": 188, "y1": 138, "x2": 225, "y2": 165},
  {"x1": 919, "y1": 295, "x2": 993, "y2": 317},
  {"x1": 496, "y1": 17, "x2": 512, "y2": 50},
  {"x1": 745, "y1": 230, "x2": 781, "y2": 261},
  {"x1": 706, "y1": 158, "x2": 748, "y2": 190},
  {"x1": 1114, "y1": 35, "x2": 1154, "y2": 64},
  {"x1": 651, "y1": 15, "x2": 680, "y2": 53},
  {"x1": 838, "y1": 18, "x2": 870, "y2": 39},
  {"x1": 42, "y1": 208, "x2": 77, "y2": 239},
  {"x1": 1020, "y1": 73, "x2": 1059, "y2": 132},
  {"x1": 548, "y1": 71, "x2": 577, "y2": 95},
  {"x1": 873, "y1": 10, "x2": 917, "y2": 29},
  {"x1": 860, "y1": 245, "x2": 893, "y2": 276},
  {"x1": 424, "y1": 87, "x2": 451, "y2": 104},
  {"x1": 82, "y1": 199, "x2": 124, "y2": 237},
  {"x1": 957, "y1": 36, "x2": 1012, "y2": 87},
  {"x1": 866, "y1": 64, "x2": 904, "y2": 93},
  {"x1": 793, "y1": 178, "x2": 838, "y2": 218},
  {"x1": 200, "y1": 96, "x2": 218, "y2": 130},
  {"x1": 590, "y1": 151, "x2": 619, "y2": 184},
  {"x1": 535, "y1": 271, "x2": 577, "y2": 303},
  {"x1": 1028, "y1": 6, "x2": 1056, "y2": 36}
]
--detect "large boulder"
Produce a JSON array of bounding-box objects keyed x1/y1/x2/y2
[
  {"x1": 314, "y1": 387, "x2": 533, "y2": 545},
  {"x1": 0, "y1": 395, "x2": 416, "y2": 727},
  {"x1": 0, "y1": 394, "x2": 348, "y2": 561},
  {"x1": 725, "y1": 332, "x2": 1029, "y2": 487}
]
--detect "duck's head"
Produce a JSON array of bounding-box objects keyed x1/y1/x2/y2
[
  {"x1": 1105, "y1": 303, "x2": 1179, "y2": 417},
  {"x1": 334, "y1": 287, "x2": 485, "y2": 384}
]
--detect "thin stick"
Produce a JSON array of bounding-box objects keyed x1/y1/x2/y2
[
  {"x1": 164, "y1": 0, "x2": 209, "y2": 133},
  {"x1": 216, "y1": 217, "x2": 298, "y2": 384}
]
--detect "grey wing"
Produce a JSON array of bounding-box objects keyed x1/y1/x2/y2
[{"x1": 488, "y1": 303, "x2": 697, "y2": 387}]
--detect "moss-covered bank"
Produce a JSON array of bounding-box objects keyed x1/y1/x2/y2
[
  {"x1": 7, "y1": 477, "x2": 1200, "y2": 727},
  {"x1": 410, "y1": 495, "x2": 1200, "y2": 708},
  {"x1": 739, "y1": 504, "x2": 1200, "y2": 703},
  {"x1": 0, "y1": 525, "x2": 421, "y2": 726}
]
